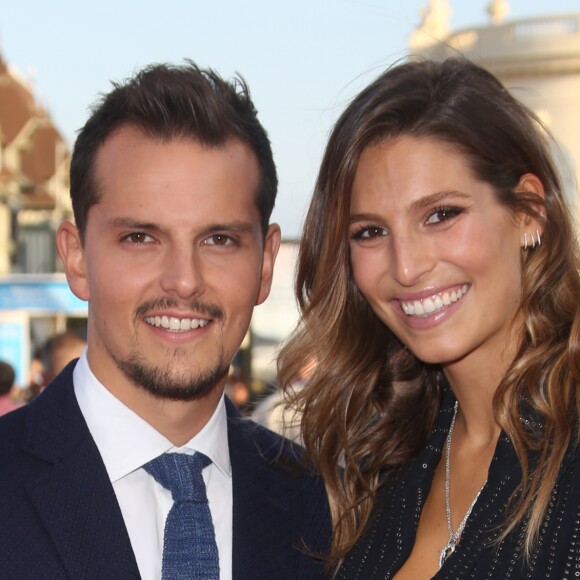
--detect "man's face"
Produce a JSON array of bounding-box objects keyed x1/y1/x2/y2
[{"x1": 58, "y1": 126, "x2": 279, "y2": 403}]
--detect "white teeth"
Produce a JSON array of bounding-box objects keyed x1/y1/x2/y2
[
  {"x1": 400, "y1": 285, "x2": 469, "y2": 318},
  {"x1": 144, "y1": 316, "x2": 210, "y2": 332}
]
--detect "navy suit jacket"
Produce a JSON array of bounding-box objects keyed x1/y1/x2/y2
[{"x1": 0, "y1": 361, "x2": 330, "y2": 579}]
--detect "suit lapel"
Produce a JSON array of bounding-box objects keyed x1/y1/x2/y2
[
  {"x1": 22, "y1": 364, "x2": 140, "y2": 579},
  {"x1": 227, "y1": 400, "x2": 304, "y2": 580}
]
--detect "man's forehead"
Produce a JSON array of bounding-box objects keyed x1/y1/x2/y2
[{"x1": 96, "y1": 123, "x2": 251, "y2": 159}]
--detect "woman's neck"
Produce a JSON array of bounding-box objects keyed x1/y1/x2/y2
[{"x1": 441, "y1": 342, "x2": 515, "y2": 445}]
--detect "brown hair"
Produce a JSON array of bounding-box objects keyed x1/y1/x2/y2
[
  {"x1": 70, "y1": 61, "x2": 277, "y2": 239},
  {"x1": 0, "y1": 361, "x2": 15, "y2": 396},
  {"x1": 278, "y1": 57, "x2": 580, "y2": 570}
]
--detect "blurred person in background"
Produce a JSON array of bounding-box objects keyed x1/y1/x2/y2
[
  {"x1": 40, "y1": 331, "x2": 87, "y2": 385},
  {"x1": 0, "y1": 360, "x2": 21, "y2": 416},
  {"x1": 253, "y1": 356, "x2": 316, "y2": 442}
]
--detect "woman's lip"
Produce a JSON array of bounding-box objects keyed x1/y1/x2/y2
[
  {"x1": 395, "y1": 284, "x2": 470, "y2": 318},
  {"x1": 394, "y1": 283, "x2": 469, "y2": 302},
  {"x1": 391, "y1": 288, "x2": 468, "y2": 330}
]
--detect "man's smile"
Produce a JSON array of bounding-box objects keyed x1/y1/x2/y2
[{"x1": 144, "y1": 315, "x2": 210, "y2": 332}]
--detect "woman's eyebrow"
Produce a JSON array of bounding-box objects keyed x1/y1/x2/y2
[{"x1": 409, "y1": 190, "x2": 471, "y2": 211}]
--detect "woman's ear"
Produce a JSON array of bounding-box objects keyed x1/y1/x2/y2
[
  {"x1": 56, "y1": 221, "x2": 90, "y2": 301},
  {"x1": 517, "y1": 173, "x2": 546, "y2": 250}
]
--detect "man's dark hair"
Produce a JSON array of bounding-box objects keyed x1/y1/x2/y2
[
  {"x1": 70, "y1": 61, "x2": 278, "y2": 239},
  {"x1": 0, "y1": 361, "x2": 15, "y2": 396}
]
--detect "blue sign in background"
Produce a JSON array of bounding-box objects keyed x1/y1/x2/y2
[
  {"x1": 0, "y1": 277, "x2": 87, "y2": 312},
  {"x1": 0, "y1": 276, "x2": 88, "y2": 385},
  {"x1": 0, "y1": 321, "x2": 27, "y2": 386}
]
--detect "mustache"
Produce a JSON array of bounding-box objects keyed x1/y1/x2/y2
[{"x1": 135, "y1": 297, "x2": 224, "y2": 321}]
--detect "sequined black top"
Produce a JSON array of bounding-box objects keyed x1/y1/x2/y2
[{"x1": 338, "y1": 390, "x2": 580, "y2": 579}]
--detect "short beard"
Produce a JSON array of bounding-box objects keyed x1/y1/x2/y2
[{"x1": 113, "y1": 349, "x2": 229, "y2": 402}]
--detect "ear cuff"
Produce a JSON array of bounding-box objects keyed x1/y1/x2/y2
[{"x1": 523, "y1": 229, "x2": 542, "y2": 250}]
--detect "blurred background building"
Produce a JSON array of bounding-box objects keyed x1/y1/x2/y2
[
  {"x1": 0, "y1": 54, "x2": 71, "y2": 275},
  {"x1": 409, "y1": 0, "x2": 580, "y2": 226},
  {"x1": 1, "y1": 0, "x2": 579, "y2": 392}
]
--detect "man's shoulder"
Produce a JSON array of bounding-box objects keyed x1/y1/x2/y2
[
  {"x1": 0, "y1": 367, "x2": 86, "y2": 485},
  {"x1": 0, "y1": 402, "x2": 29, "y2": 453},
  {"x1": 227, "y1": 409, "x2": 328, "y2": 502},
  {"x1": 0, "y1": 402, "x2": 45, "y2": 506}
]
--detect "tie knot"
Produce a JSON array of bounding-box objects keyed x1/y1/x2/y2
[{"x1": 144, "y1": 452, "x2": 211, "y2": 503}]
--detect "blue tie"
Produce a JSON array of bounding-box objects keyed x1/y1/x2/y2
[{"x1": 144, "y1": 452, "x2": 220, "y2": 579}]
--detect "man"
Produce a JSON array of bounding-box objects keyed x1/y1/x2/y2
[{"x1": 0, "y1": 62, "x2": 330, "y2": 579}]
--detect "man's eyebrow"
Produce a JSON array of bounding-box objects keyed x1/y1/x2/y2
[
  {"x1": 199, "y1": 221, "x2": 256, "y2": 236},
  {"x1": 106, "y1": 217, "x2": 160, "y2": 230},
  {"x1": 106, "y1": 218, "x2": 257, "y2": 235},
  {"x1": 409, "y1": 190, "x2": 471, "y2": 211}
]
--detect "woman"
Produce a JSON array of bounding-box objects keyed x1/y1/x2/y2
[{"x1": 278, "y1": 58, "x2": 580, "y2": 578}]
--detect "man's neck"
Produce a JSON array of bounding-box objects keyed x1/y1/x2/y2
[{"x1": 105, "y1": 382, "x2": 225, "y2": 446}]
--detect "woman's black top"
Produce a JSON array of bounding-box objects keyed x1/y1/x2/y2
[{"x1": 338, "y1": 390, "x2": 580, "y2": 579}]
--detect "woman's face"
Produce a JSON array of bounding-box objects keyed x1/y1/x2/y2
[{"x1": 349, "y1": 136, "x2": 525, "y2": 369}]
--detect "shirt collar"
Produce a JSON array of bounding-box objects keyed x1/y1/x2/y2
[{"x1": 73, "y1": 350, "x2": 231, "y2": 483}]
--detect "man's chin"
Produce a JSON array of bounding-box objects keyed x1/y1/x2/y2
[{"x1": 116, "y1": 356, "x2": 229, "y2": 402}]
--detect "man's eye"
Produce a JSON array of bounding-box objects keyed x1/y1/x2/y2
[
  {"x1": 205, "y1": 234, "x2": 234, "y2": 246},
  {"x1": 124, "y1": 232, "x2": 153, "y2": 244},
  {"x1": 426, "y1": 206, "x2": 462, "y2": 225}
]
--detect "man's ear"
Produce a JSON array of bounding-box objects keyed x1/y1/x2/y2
[
  {"x1": 56, "y1": 221, "x2": 90, "y2": 301},
  {"x1": 256, "y1": 224, "x2": 281, "y2": 306}
]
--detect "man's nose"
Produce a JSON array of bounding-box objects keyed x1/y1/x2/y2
[{"x1": 159, "y1": 246, "x2": 206, "y2": 299}]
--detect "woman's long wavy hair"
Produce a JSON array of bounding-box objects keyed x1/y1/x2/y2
[{"x1": 277, "y1": 57, "x2": 580, "y2": 571}]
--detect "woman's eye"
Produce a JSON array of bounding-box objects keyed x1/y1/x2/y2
[
  {"x1": 351, "y1": 226, "x2": 388, "y2": 240},
  {"x1": 426, "y1": 206, "x2": 462, "y2": 225}
]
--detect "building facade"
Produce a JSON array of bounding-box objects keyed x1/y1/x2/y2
[
  {"x1": 0, "y1": 53, "x2": 70, "y2": 275},
  {"x1": 409, "y1": 1, "x2": 580, "y2": 227}
]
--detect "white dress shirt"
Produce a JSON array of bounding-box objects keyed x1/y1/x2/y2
[{"x1": 73, "y1": 351, "x2": 233, "y2": 580}]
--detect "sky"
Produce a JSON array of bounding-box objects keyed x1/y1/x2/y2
[{"x1": 1, "y1": 1, "x2": 579, "y2": 238}]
